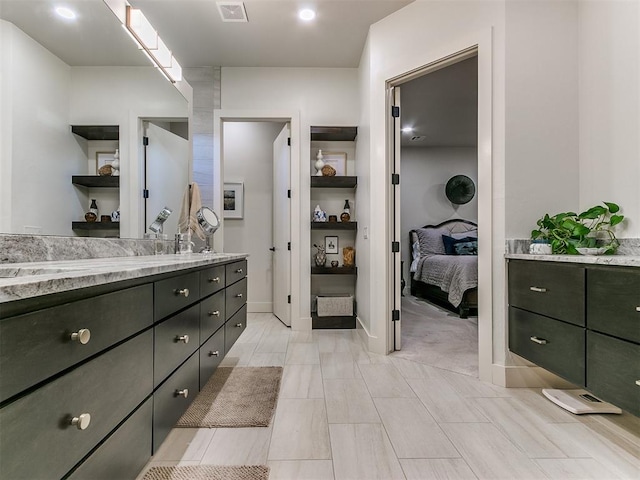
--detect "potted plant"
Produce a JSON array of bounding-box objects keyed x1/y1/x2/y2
[{"x1": 531, "y1": 201, "x2": 624, "y2": 255}]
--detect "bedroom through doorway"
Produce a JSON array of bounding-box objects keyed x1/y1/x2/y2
[{"x1": 392, "y1": 54, "x2": 480, "y2": 377}]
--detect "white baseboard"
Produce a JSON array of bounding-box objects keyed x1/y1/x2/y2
[
  {"x1": 492, "y1": 364, "x2": 578, "y2": 388},
  {"x1": 247, "y1": 302, "x2": 272, "y2": 313}
]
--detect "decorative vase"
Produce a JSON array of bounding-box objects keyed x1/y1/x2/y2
[
  {"x1": 86, "y1": 199, "x2": 99, "y2": 222},
  {"x1": 340, "y1": 199, "x2": 351, "y2": 222},
  {"x1": 314, "y1": 149, "x2": 324, "y2": 176},
  {"x1": 314, "y1": 244, "x2": 326, "y2": 267},
  {"x1": 343, "y1": 246, "x2": 355, "y2": 267},
  {"x1": 313, "y1": 204, "x2": 327, "y2": 222},
  {"x1": 111, "y1": 149, "x2": 120, "y2": 176}
]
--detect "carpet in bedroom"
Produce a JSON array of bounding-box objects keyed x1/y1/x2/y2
[{"x1": 391, "y1": 295, "x2": 478, "y2": 377}]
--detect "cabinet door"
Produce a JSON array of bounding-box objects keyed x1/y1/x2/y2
[
  {"x1": 508, "y1": 260, "x2": 585, "y2": 326},
  {"x1": 200, "y1": 265, "x2": 226, "y2": 298},
  {"x1": 154, "y1": 271, "x2": 200, "y2": 321},
  {"x1": 587, "y1": 268, "x2": 640, "y2": 343},
  {"x1": 226, "y1": 259, "x2": 247, "y2": 286},
  {"x1": 587, "y1": 331, "x2": 639, "y2": 416},
  {"x1": 226, "y1": 277, "x2": 247, "y2": 320},
  {"x1": 200, "y1": 289, "x2": 226, "y2": 342},
  {"x1": 225, "y1": 304, "x2": 247, "y2": 353},
  {"x1": 200, "y1": 327, "x2": 225, "y2": 390},
  {"x1": 509, "y1": 307, "x2": 585, "y2": 386}
]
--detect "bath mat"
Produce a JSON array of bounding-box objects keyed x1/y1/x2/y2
[
  {"x1": 142, "y1": 465, "x2": 269, "y2": 480},
  {"x1": 177, "y1": 367, "x2": 282, "y2": 428}
]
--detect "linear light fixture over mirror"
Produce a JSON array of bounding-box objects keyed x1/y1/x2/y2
[{"x1": 125, "y1": 5, "x2": 182, "y2": 83}]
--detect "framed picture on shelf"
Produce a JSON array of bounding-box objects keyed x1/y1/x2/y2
[
  {"x1": 323, "y1": 152, "x2": 347, "y2": 176},
  {"x1": 96, "y1": 151, "x2": 116, "y2": 171},
  {"x1": 223, "y1": 182, "x2": 244, "y2": 219},
  {"x1": 325, "y1": 235, "x2": 338, "y2": 254}
]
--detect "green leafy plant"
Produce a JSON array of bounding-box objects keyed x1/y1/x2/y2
[{"x1": 531, "y1": 202, "x2": 624, "y2": 255}]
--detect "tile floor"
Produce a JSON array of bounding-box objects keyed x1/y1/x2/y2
[{"x1": 138, "y1": 313, "x2": 640, "y2": 480}]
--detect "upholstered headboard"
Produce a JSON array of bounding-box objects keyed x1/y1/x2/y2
[{"x1": 410, "y1": 219, "x2": 478, "y2": 257}]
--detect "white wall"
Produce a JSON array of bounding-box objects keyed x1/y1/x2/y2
[
  {"x1": 578, "y1": 0, "x2": 639, "y2": 237},
  {"x1": 0, "y1": 20, "x2": 86, "y2": 235},
  {"x1": 220, "y1": 67, "x2": 359, "y2": 327},
  {"x1": 223, "y1": 121, "x2": 285, "y2": 313},
  {"x1": 400, "y1": 146, "x2": 478, "y2": 280}
]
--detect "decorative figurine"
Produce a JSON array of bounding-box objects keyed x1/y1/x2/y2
[
  {"x1": 313, "y1": 204, "x2": 327, "y2": 222},
  {"x1": 343, "y1": 246, "x2": 355, "y2": 267},
  {"x1": 314, "y1": 244, "x2": 327, "y2": 267},
  {"x1": 314, "y1": 149, "x2": 325, "y2": 176}
]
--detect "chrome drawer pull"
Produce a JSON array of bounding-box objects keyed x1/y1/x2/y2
[
  {"x1": 70, "y1": 413, "x2": 91, "y2": 430},
  {"x1": 636, "y1": 306, "x2": 640, "y2": 312},
  {"x1": 209, "y1": 350, "x2": 220, "y2": 357},
  {"x1": 236, "y1": 323, "x2": 243, "y2": 328},
  {"x1": 175, "y1": 389, "x2": 189, "y2": 398},
  {"x1": 530, "y1": 336, "x2": 548, "y2": 345},
  {"x1": 529, "y1": 286, "x2": 547, "y2": 293},
  {"x1": 636, "y1": 380, "x2": 640, "y2": 387},
  {"x1": 208, "y1": 310, "x2": 221, "y2": 317},
  {"x1": 175, "y1": 288, "x2": 190, "y2": 297},
  {"x1": 235, "y1": 293, "x2": 243, "y2": 298},
  {"x1": 208, "y1": 277, "x2": 221, "y2": 283},
  {"x1": 176, "y1": 334, "x2": 190, "y2": 344},
  {"x1": 235, "y1": 268, "x2": 243, "y2": 274},
  {"x1": 70, "y1": 328, "x2": 91, "y2": 345}
]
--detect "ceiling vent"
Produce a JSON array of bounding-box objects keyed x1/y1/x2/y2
[
  {"x1": 410, "y1": 136, "x2": 425, "y2": 142},
  {"x1": 216, "y1": 2, "x2": 248, "y2": 22}
]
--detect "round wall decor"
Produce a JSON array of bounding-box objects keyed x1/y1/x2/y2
[{"x1": 445, "y1": 175, "x2": 476, "y2": 205}]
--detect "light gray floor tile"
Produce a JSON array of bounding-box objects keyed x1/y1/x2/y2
[
  {"x1": 440, "y1": 368, "x2": 512, "y2": 398},
  {"x1": 219, "y1": 342, "x2": 257, "y2": 367},
  {"x1": 358, "y1": 363, "x2": 416, "y2": 397},
  {"x1": 285, "y1": 342, "x2": 321, "y2": 365},
  {"x1": 290, "y1": 331, "x2": 315, "y2": 343},
  {"x1": 255, "y1": 332, "x2": 290, "y2": 353},
  {"x1": 247, "y1": 352, "x2": 286, "y2": 366},
  {"x1": 320, "y1": 352, "x2": 361, "y2": 379},
  {"x1": 441, "y1": 423, "x2": 547, "y2": 479},
  {"x1": 400, "y1": 459, "x2": 477, "y2": 480},
  {"x1": 268, "y1": 460, "x2": 335, "y2": 480},
  {"x1": 534, "y1": 458, "x2": 623, "y2": 479},
  {"x1": 329, "y1": 423, "x2": 405, "y2": 480},
  {"x1": 508, "y1": 388, "x2": 583, "y2": 423},
  {"x1": 316, "y1": 331, "x2": 353, "y2": 353},
  {"x1": 374, "y1": 397, "x2": 459, "y2": 458},
  {"x1": 324, "y1": 378, "x2": 381, "y2": 424},
  {"x1": 199, "y1": 427, "x2": 272, "y2": 465},
  {"x1": 269, "y1": 399, "x2": 331, "y2": 460},
  {"x1": 151, "y1": 428, "x2": 214, "y2": 462},
  {"x1": 280, "y1": 364, "x2": 324, "y2": 398}
]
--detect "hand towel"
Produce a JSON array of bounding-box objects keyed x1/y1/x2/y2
[{"x1": 177, "y1": 183, "x2": 206, "y2": 240}]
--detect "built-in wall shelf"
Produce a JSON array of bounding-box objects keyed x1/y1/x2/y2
[
  {"x1": 71, "y1": 125, "x2": 119, "y2": 140},
  {"x1": 311, "y1": 267, "x2": 357, "y2": 275},
  {"x1": 72, "y1": 222, "x2": 120, "y2": 231},
  {"x1": 311, "y1": 314, "x2": 357, "y2": 329},
  {"x1": 311, "y1": 222, "x2": 357, "y2": 231},
  {"x1": 310, "y1": 126, "x2": 358, "y2": 142},
  {"x1": 310, "y1": 176, "x2": 357, "y2": 188},
  {"x1": 72, "y1": 176, "x2": 119, "y2": 188}
]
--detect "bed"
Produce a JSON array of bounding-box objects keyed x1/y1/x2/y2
[{"x1": 409, "y1": 219, "x2": 478, "y2": 318}]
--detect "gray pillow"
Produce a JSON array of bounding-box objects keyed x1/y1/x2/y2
[{"x1": 415, "y1": 228, "x2": 447, "y2": 256}]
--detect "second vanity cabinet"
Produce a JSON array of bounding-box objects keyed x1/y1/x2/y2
[
  {"x1": 0, "y1": 257, "x2": 248, "y2": 480},
  {"x1": 508, "y1": 259, "x2": 639, "y2": 416}
]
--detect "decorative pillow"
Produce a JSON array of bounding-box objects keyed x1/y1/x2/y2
[
  {"x1": 442, "y1": 235, "x2": 476, "y2": 255},
  {"x1": 454, "y1": 240, "x2": 478, "y2": 255},
  {"x1": 415, "y1": 228, "x2": 447, "y2": 256}
]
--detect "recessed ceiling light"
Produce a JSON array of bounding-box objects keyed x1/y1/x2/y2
[
  {"x1": 401, "y1": 127, "x2": 414, "y2": 133},
  {"x1": 55, "y1": 6, "x2": 77, "y2": 20},
  {"x1": 298, "y1": 8, "x2": 316, "y2": 21}
]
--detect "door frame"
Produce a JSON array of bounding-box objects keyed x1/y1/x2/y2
[
  {"x1": 214, "y1": 110, "x2": 300, "y2": 328},
  {"x1": 385, "y1": 36, "x2": 493, "y2": 382}
]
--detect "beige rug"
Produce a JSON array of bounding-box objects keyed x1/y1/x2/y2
[
  {"x1": 142, "y1": 465, "x2": 269, "y2": 480},
  {"x1": 177, "y1": 367, "x2": 282, "y2": 428}
]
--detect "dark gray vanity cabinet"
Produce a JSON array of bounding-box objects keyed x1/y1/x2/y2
[
  {"x1": 0, "y1": 257, "x2": 248, "y2": 480},
  {"x1": 508, "y1": 259, "x2": 639, "y2": 416}
]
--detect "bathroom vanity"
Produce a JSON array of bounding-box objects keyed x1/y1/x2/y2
[{"x1": 0, "y1": 253, "x2": 248, "y2": 479}]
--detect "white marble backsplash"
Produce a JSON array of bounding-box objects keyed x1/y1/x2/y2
[
  {"x1": 0, "y1": 235, "x2": 155, "y2": 264},
  {"x1": 506, "y1": 238, "x2": 640, "y2": 256}
]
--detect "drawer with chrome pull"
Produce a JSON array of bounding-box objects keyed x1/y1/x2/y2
[
  {"x1": 200, "y1": 289, "x2": 225, "y2": 342},
  {"x1": 0, "y1": 330, "x2": 153, "y2": 480},
  {"x1": 200, "y1": 327, "x2": 225, "y2": 389},
  {"x1": 226, "y1": 259, "x2": 247, "y2": 287},
  {"x1": 225, "y1": 304, "x2": 247, "y2": 353},
  {"x1": 508, "y1": 260, "x2": 585, "y2": 326},
  {"x1": 509, "y1": 306, "x2": 585, "y2": 386},
  {"x1": 0, "y1": 284, "x2": 153, "y2": 403},
  {"x1": 154, "y1": 271, "x2": 200, "y2": 321},
  {"x1": 153, "y1": 304, "x2": 200, "y2": 388},
  {"x1": 200, "y1": 264, "x2": 226, "y2": 298},
  {"x1": 226, "y1": 277, "x2": 247, "y2": 320}
]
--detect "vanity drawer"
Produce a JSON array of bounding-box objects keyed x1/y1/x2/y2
[
  {"x1": 0, "y1": 284, "x2": 153, "y2": 403},
  {"x1": 67, "y1": 397, "x2": 152, "y2": 480},
  {"x1": 153, "y1": 351, "x2": 199, "y2": 453},
  {"x1": 200, "y1": 327, "x2": 225, "y2": 389},
  {"x1": 225, "y1": 304, "x2": 247, "y2": 353},
  {"x1": 153, "y1": 304, "x2": 200, "y2": 388},
  {"x1": 509, "y1": 307, "x2": 585, "y2": 386},
  {"x1": 0, "y1": 330, "x2": 153, "y2": 480},
  {"x1": 587, "y1": 268, "x2": 640, "y2": 343},
  {"x1": 587, "y1": 331, "x2": 640, "y2": 416},
  {"x1": 226, "y1": 259, "x2": 247, "y2": 286},
  {"x1": 226, "y1": 277, "x2": 247, "y2": 319},
  {"x1": 200, "y1": 264, "x2": 226, "y2": 298},
  {"x1": 154, "y1": 271, "x2": 200, "y2": 321},
  {"x1": 200, "y1": 289, "x2": 226, "y2": 342},
  {"x1": 508, "y1": 260, "x2": 585, "y2": 326}
]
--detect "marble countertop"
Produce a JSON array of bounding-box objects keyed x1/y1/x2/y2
[
  {"x1": 505, "y1": 253, "x2": 640, "y2": 267},
  {"x1": 0, "y1": 253, "x2": 248, "y2": 303}
]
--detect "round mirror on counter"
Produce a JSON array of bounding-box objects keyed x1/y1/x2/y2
[{"x1": 196, "y1": 207, "x2": 220, "y2": 253}]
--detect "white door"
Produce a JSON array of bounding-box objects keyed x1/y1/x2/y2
[
  {"x1": 272, "y1": 124, "x2": 291, "y2": 326},
  {"x1": 145, "y1": 122, "x2": 189, "y2": 236},
  {"x1": 391, "y1": 87, "x2": 402, "y2": 350}
]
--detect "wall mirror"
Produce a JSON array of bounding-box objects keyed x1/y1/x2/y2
[{"x1": 0, "y1": 0, "x2": 192, "y2": 240}]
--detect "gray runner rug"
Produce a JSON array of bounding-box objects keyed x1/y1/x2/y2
[
  {"x1": 142, "y1": 465, "x2": 269, "y2": 480},
  {"x1": 177, "y1": 366, "x2": 282, "y2": 428}
]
